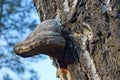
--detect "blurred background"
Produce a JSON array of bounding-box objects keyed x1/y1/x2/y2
[{"x1": 0, "y1": 0, "x2": 59, "y2": 80}]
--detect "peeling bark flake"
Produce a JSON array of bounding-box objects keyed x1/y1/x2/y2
[
  {"x1": 72, "y1": 0, "x2": 78, "y2": 8},
  {"x1": 103, "y1": 0, "x2": 112, "y2": 13},
  {"x1": 63, "y1": 0, "x2": 70, "y2": 12}
]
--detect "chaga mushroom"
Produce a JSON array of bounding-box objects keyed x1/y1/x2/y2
[{"x1": 14, "y1": 19, "x2": 66, "y2": 58}]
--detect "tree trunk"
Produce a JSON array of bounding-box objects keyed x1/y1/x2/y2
[{"x1": 33, "y1": 0, "x2": 120, "y2": 80}]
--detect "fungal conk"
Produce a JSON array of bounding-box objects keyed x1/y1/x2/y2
[{"x1": 14, "y1": 19, "x2": 66, "y2": 58}]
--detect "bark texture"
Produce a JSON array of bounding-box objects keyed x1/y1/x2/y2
[{"x1": 33, "y1": 0, "x2": 120, "y2": 80}]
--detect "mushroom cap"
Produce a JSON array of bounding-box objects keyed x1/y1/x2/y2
[{"x1": 14, "y1": 19, "x2": 66, "y2": 58}]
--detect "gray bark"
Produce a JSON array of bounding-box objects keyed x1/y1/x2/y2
[{"x1": 33, "y1": 0, "x2": 120, "y2": 80}]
